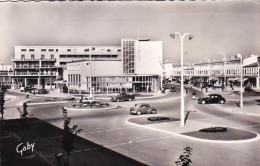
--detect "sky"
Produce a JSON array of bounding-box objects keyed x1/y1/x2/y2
[{"x1": 0, "y1": 1, "x2": 259, "y2": 64}]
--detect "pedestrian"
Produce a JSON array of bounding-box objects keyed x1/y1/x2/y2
[
  {"x1": 221, "y1": 84, "x2": 224, "y2": 91},
  {"x1": 201, "y1": 86, "x2": 203, "y2": 92},
  {"x1": 185, "y1": 87, "x2": 188, "y2": 94},
  {"x1": 206, "y1": 87, "x2": 208, "y2": 93},
  {"x1": 26, "y1": 93, "x2": 29, "y2": 99}
]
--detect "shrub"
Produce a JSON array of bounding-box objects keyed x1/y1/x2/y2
[
  {"x1": 199, "y1": 127, "x2": 227, "y2": 133},
  {"x1": 175, "y1": 147, "x2": 193, "y2": 166},
  {"x1": 148, "y1": 116, "x2": 170, "y2": 122}
]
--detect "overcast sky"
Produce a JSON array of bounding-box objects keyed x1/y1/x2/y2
[{"x1": 0, "y1": 1, "x2": 259, "y2": 64}]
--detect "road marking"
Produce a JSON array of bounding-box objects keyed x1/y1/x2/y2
[{"x1": 79, "y1": 126, "x2": 136, "y2": 135}]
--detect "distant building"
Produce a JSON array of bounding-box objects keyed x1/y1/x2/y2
[{"x1": 0, "y1": 64, "x2": 13, "y2": 87}]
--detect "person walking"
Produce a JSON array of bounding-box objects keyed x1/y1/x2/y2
[
  {"x1": 26, "y1": 93, "x2": 29, "y2": 99},
  {"x1": 192, "y1": 91, "x2": 196, "y2": 100}
]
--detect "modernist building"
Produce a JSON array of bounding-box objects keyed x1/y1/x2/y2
[
  {"x1": 64, "y1": 38, "x2": 163, "y2": 93},
  {"x1": 166, "y1": 54, "x2": 260, "y2": 87},
  {"x1": 11, "y1": 46, "x2": 121, "y2": 89},
  {"x1": 0, "y1": 64, "x2": 13, "y2": 87}
]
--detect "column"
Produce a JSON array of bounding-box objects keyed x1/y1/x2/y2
[
  {"x1": 25, "y1": 78, "x2": 27, "y2": 87},
  {"x1": 257, "y1": 77, "x2": 259, "y2": 88}
]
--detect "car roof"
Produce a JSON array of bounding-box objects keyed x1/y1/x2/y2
[
  {"x1": 208, "y1": 94, "x2": 222, "y2": 96},
  {"x1": 135, "y1": 103, "x2": 149, "y2": 106}
]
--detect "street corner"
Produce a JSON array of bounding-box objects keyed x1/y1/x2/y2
[
  {"x1": 127, "y1": 115, "x2": 180, "y2": 125},
  {"x1": 64, "y1": 103, "x2": 118, "y2": 111},
  {"x1": 181, "y1": 126, "x2": 259, "y2": 143}
]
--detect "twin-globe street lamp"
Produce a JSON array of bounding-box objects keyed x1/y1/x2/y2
[
  {"x1": 237, "y1": 53, "x2": 243, "y2": 108},
  {"x1": 170, "y1": 32, "x2": 193, "y2": 127}
]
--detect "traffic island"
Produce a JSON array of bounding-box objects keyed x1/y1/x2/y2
[
  {"x1": 181, "y1": 127, "x2": 258, "y2": 142},
  {"x1": 128, "y1": 116, "x2": 179, "y2": 125},
  {"x1": 64, "y1": 104, "x2": 118, "y2": 111}
]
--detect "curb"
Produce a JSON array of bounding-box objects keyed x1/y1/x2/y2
[
  {"x1": 64, "y1": 105, "x2": 118, "y2": 111},
  {"x1": 125, "y1": 119, "x2": 260, "y2": 144},
  {"x1": 27, "y1": 101, "x2": 69, "y2": 106}
]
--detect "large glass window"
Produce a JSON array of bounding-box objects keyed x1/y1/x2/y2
[{"x1": 123, "y1": 40, "x2": 135, "y2": 74}]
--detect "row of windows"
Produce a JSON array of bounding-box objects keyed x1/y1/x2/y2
[
  {"x1": 21, "y1": 54, "x2": 55, "y2": 59},
  {"x1": 21, "y1": 48, "x2": 121, "y2": 53},
  {"x1": 21, "y1": 49, "x2": 58, "y2": 52},
  {"x1": 59, "y1": 54, "x2": 118, "y2": 58}
]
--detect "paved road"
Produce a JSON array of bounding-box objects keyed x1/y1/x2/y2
[{"x1": 7, "y1": 88, "x2": 260, "y2": 166}]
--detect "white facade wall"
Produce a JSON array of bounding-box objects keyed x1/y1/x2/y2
[{"x1": 135, "y1": 41, "x2": 163, "y2": 75}]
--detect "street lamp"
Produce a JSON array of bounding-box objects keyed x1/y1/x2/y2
[
  {"x1": 206, "y1": 59, "x2": 211, "y2": 84},
  {"x1": 237, "y1": 53, "x2": 243, "y2": 108},
  {"x1": 158, "y1": 56, "x2": 164, "y2": 92},
  {"x1": 170, "y1": 32, "x2": 193, "y2": 127},
  {"x1": 217, "y1": 52, "x2": 226, "y2": 89},
  {"x1": 88, "y1": 47, "x2": 95, "y2": 99}
]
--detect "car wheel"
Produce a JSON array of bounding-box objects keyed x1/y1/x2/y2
[
  {"x1": 129, "y1": 98, "x2": 132, "y2": 101},
  {"x1": 117, "y1": 99, "x2": 120, "y2": 102},
  {"x1": 137, "y1": 111, "x2": 141, "y2": 115},
  {"x1": 220, "y1": 100, "x2": 224, "y2": 104},
  {"x1": 202, "y1": 101, "x2": 206, "y2": 104},
  {"x1": 151, "y1": 109, "x2": 156, "y2": 114}
]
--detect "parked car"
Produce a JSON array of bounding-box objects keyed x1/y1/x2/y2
[
  {"x1": 170, "y1": 86, "x2": 176, "y2": 92},
  {"x1": 198, "y1": 94, "x2": 226, "y2": 104},
  {"x1": 82, "y1": 99, "x2": 109, "y2": 107},
  {"x1": 244, "y1": 87, "x2": 255, "y2": 93},
  {"x1": 37, "y1": 89, "x2": 49, "y2": 94},
  {"x1": 21, "y1": 87, "x2": 36, "y2": 93},
  {"x1": 111, "y1": 93, "x2": 135, "y2": 102},
  {"x1": 129, "y1": 103, "x2": 157, "y2": 115}
]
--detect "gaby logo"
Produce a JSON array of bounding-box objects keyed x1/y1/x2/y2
[{"x1": 16, "y1": 142, "x2": 35, "y2": 156}]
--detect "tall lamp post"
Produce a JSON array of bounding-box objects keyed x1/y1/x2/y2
[
  {"x1": 88, "y1": 47, "x2": 95, "y2": 99},
  {"x1": 170, "y1": 32, "x2": 193, "y2": 127},
  {"x1": 237, "y1": 53, "x2": 243, "y2": 108},
  {"x1": 217, "y1": 52, "x2": 226, "y2": 89},
  {"x1": 207, "y1": 59, "x2": 211, "y2": 85}
]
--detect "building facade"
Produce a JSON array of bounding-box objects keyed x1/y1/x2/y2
[{"x1": 64, "y1": 38, "x2": 163, "y2": 93}]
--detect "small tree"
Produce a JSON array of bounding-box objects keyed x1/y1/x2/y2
[
  {"x1": 0, "y1": 92, "x2": 5, "y2": 136},
  {"x1": 175, "y1": 147, "x2": 193, "y2": 166},
  {"x1": 61, "y1": 107, "x2": 82, "y2": 166}
]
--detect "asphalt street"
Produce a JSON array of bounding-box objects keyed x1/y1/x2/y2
[{"x1": 6, "y1": 87, "x2": 260, "y2": 166}]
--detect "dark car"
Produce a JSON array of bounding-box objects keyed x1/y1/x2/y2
[
  {"x1": 244, "y1": 87, "x2": 255, "y2": 93},
  {"x1": 130, "y1": 103, "x2": 157, "y2": 115},
  {"x1": 37, "y1": 89, "x2": 49, "y2": 94},
  {"x1": 198, "y1": 94, "x2": 226, "y2": 104},
  {"x1": 21, "y1": 87, "x2": 36, "y2": 92},
  {"x1": 111, "y1": 93, "x2": 135, "y2": 102},
  {"x1": 170, "y1": 86, "x2": 176, "y2": 92}
]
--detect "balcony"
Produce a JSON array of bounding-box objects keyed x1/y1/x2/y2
[
  {"x1": 14, "y1": 72, "x2": 58, "y2": 76},
  {"x1": 11, "y1": 57, "x2": 56, "y2": 62},
  {"x1": 14, "y1": 65, "x2": 58, "y2": 69}
]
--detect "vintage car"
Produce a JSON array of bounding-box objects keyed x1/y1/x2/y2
[
  {"x1": 129, "y1": 103, "x2": 157, "y2": 115},
  {"x1": 111, "y1": 93, "x2": 135, "y2": 102},
  {"x1": 82, "y1": 99, "x2": 109, "y2": 107},
  {"x1": 198, "y1": 94, "x2": 226, "y2": 104}
]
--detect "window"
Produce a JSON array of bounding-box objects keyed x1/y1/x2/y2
[
  {"x1": 117, "y1": 49, "x2": 121, "y2": 52},
  {"x1": 84, "y1": 49, "x2": 89, "y2": 52},
  {"x1": 107, "y1": 49, "x2": 111, "y2": 52},
  {"x1": 79, "y1": 55, "x2": 89, "y2": 58},
  {"x1": 21, "y1": 49, "x2": 26, "y2": 52},
  {"x1": 49, "y1": 49, "x2": 54, "y2": 52},
  {"x1": 67, "y1": 55, "x2": 78, "y2": 58},
  {"x1": 60, "y1": 55, "x2": 66, "y2": 58},
  {"x1": 21, "y1": 55, "x2": 25, "y2": 59},
  {"x1": 29, "y1": 49, "x2": 34, "y2": 52},
  {"x1": 56, "y1": 49, "x2": 58, "y2": 52},
  {"x1": 112, "y1": 55, "x2": 117, "y2": 58},
  {"x1": 41, "y1": 49, "x2": 46, "y2": 52},
  {"x1": 67, "y1": 49, "x2": 71, "y2": 52},
  {"x1": 41, "y1": 54, "x2": 45, "y2": 59},
  {"x1": 60, "y1": 62, "x2": 66, "y2": 65},
  {"x1": 31, "y1": 54, "x2": 35, "y2": 59},
  {"x1": 51, "y1": 54, "x2": 54, "y2": 59}
]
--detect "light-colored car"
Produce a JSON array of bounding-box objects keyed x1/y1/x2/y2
[{"x1": 129, "y1": 103, "x2": 157, "y2": 115}]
